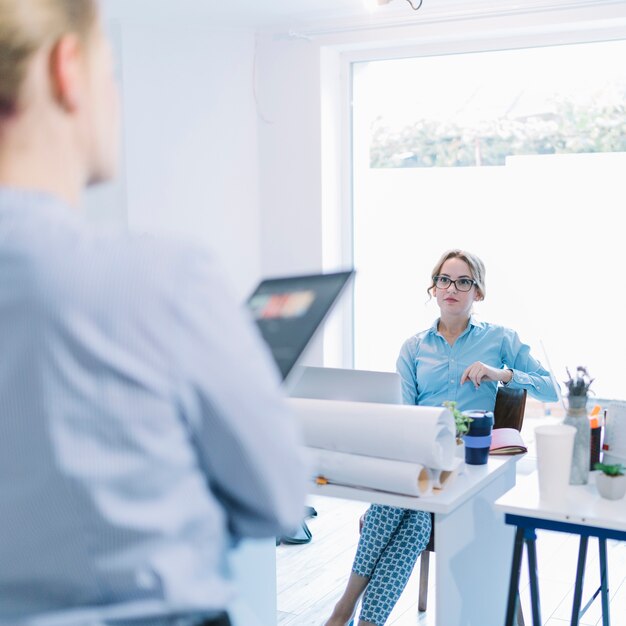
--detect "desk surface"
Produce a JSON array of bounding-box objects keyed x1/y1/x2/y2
[
  {"x1": 310, "y1": 455, "x2": 518, "y2": 514},
  {"x1": 495, "y1": 471, "x2": 626, "y2": 533}
]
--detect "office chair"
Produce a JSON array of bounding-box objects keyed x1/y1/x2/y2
[{"x1": 417, "y1": 386, "x2": 528, "y2": 624}]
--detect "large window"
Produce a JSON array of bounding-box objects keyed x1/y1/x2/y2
[{"x1": 352, "y1": 39, "x2": 626, "y2": 401}]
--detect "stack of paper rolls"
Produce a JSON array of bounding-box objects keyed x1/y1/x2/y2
[{"x1": 287, "y1": 398, "x2": 457, "y2": 497}]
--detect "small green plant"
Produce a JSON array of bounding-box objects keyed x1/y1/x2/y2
[
  {"x1": 594, "y1": 462, "x2": 625, "y2": 477},
  {"x1": 564, "y1": 366, "x2": 594, "y2": 396},
  {"x1": 443, "y1": 400, "x2": 473, "y2": 437}
]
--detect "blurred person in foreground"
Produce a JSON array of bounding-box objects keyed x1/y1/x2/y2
[{"x1": 0, "y1": 1, "x2": 307, "y2": 625}]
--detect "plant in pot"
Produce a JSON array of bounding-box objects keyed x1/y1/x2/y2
[
  {"x1": 564, "y1": 366, "x2": 594, "y2": 409},
  {"x1": 594, "y1": 462, "x2": 626, "y2": 500},
  {"x1": 443, "y1": 400, "x2": 472, "y2": 443},
  {"x1": 562, "y1": 366, "x2": 594, "y2": 485}
]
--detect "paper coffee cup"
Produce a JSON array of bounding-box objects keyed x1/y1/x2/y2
[{"x1": 535, "y1": 424, "x2": 576, "y2": 503}]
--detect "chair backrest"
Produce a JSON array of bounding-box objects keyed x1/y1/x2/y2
[{"x1": 493, "y1": 386, "x2": 527, "y2": 431}]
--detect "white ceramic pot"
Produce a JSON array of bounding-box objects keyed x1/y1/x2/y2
[{"x1": 596, "y1": 471, "x2": 626, "y2": 500}]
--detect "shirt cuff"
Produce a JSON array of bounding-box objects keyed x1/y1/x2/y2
[
  {"x1": 504, "y1": 369, "x2": 532, "y2": 388},
  {"x1": 502, "y1": 368, "x2": 514, "y2": 386}
]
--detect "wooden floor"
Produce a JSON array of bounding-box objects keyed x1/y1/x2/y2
[{"x1": 277, "y1": 412, "x2": 626, "y2": 625}]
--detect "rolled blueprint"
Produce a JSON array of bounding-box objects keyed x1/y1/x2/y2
[
  {"x1": 287, "y1": 398, "x2": 456, "y2": 470},
  {"x1": 304, "y1": 447, "x2": 433, "y2": 497}
]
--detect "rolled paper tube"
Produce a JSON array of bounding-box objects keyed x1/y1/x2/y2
[
  {"x1": 430, "y1": 459, "x2": 463, "y2": 490},
  {"x1": 288, "y1": 398, "x2": 456, "y2": 470},
  {"x1": 304, "y1": 447, "x2": 433, "y2": 497}
]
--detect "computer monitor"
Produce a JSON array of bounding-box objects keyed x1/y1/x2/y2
[
  {"x1": 288, "y1": 366, "x2": 403, "y2": 404},
  {"x1": 247, "y1": 270, "x2": 354, "y2": 385}
]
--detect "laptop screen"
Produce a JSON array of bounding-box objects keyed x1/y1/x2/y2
[
  {"x1": 288, "y1": 366, "x2": 402, "y2": 404},
  {"x1": 247, "y1": 270, "x2": 354, "y2": 381}
]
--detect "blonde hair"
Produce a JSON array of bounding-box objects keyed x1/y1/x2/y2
[
  {"x1": 0, "y1": 0, "x2": 97, "y2": 116},
  {"x1": 428, "y1": 249, "x2": 486, "y2": 300}
]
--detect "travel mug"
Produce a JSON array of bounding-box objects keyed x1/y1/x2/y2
[{"x1": 463, "y1": 410, "x2": 494, "y2": 465}]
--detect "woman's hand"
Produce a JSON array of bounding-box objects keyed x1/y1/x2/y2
[{"x1": 461, "y1": 362, "x2": 513, "y2": 388}]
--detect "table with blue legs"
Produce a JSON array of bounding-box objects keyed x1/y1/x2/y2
[{"x1": 495, "y1": 472, "x2": 626, "y2": 626}]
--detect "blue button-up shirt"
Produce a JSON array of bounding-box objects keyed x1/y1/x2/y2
[
  {"x1": 397, "y1": 317, "x2": 558, "y2": 412},
  {"x1": 0, "y1": 187, "x2": 307, "y2": 626}
]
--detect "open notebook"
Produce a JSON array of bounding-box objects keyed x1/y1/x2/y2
[{"x1": 489, "y1": 428, "x2": 528, "y2": 456}]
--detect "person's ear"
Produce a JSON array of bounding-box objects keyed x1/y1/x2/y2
[{"x1": 49, "y1": 34, "x2": 83, "y2": 112}]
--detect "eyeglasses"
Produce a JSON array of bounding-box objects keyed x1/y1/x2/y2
[{"x1": 433, "y1": 275, "x2": 476, "y2": 292}]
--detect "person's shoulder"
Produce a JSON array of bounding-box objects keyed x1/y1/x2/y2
[
  {"x1": 39, "y1": 218, "x2": 216, "y2": 313},
  {"x1": 471, "y1": 319, "x2": 519, "y2": 342},
  {"x1": 101, "y1": 229, "x2": 213, "y2": 280},
  {"x1": 400, "y1": 323, "x2": 436, "y2": 354},
  {"x1": 99, "y1": 231, "x2": 227, "y2": 311},
  {"x1": 0, "y1": 191, "x2": 217, "y2": 314}
]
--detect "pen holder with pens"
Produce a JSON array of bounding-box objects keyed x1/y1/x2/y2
[{"x1": 462, "y1": 410, "x2": 494, "y2": 465}]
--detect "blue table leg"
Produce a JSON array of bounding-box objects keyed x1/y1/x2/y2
[
  {"x1": 599, "y1": 538, "x2": 610, "y2": 626},
  {"x1": 525, "y1": 527, "x2": 541, "y2": 626},
  {"x1": 571, "y1": 535, "x2": 589, "y2": 626},
  {"x1": 505, "y1": 527, "x2": 526, "y2": 626}
]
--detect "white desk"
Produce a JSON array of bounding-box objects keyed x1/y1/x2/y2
[
  {"x1": 311, "y1": 455, "x2": 519, "y2": 626},
  {"x1": 495, "y1": 472, "x2": 626, "y2": 626},
  {"x1": 495, "y1": 471, "x2": 626, "y2": 531}
]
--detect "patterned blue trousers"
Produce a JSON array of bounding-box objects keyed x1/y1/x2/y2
[{"x1": 351, "y1": 504, "x2": 431, "y2": 626}]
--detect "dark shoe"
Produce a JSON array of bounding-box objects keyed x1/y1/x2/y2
[{"x1": 280, "y1": 521, "x2": 312, "y2": 545}]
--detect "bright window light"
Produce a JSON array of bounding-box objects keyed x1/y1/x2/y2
[{"x1": 352, "y1": 39, "x2": 626, "y2": 401}]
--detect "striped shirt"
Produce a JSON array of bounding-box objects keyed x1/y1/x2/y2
[{"x1": 0, "y1": 187, "x2": 306, "y2": 626}]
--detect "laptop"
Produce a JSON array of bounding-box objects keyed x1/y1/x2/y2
[
  {"x1": 247, "y1": 270, "x2": 354, "y2": 388},
  {"x1": 288, "y1": 366, "x2": 403, "y2": 404}
]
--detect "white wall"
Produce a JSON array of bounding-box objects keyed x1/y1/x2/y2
[
  {"x1": 256, "y1": 37, "x2": 325, "y2": 278},
  {"x1": 95, "y1": 4, "x2": 262, "y2": 298}
]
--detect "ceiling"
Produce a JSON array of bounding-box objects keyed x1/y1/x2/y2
[
  {"x1": 204, "y1": 0, "x2": 374, "y2": 24},
  {"x1": 103, "y1": 1, "x2": 618, "y2": 30},
  {"x1": 102, "y1": 0, "x2": 442, "y2": 28}
]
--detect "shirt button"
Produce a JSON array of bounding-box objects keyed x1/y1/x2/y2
[{"x1": 450, "y1": 379, "x2": 454, "y2": 383}]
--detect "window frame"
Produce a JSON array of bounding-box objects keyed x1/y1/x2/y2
[{"x1": 329, "y1": 9, "x2": 626, "y2": 368}]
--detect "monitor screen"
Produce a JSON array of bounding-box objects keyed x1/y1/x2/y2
[{"x1": 247, "y1": 271, "x2": 354, "y2": 381}]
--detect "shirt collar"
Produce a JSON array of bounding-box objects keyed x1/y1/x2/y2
[
  {"x1": 429, "y1": 315, "x2": 484, "y2": 337},
  {"x1": 0, "y1": 185, "x2": 72, "y2": 215}
]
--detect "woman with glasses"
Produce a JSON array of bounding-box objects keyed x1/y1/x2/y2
[{"x1": 324, "y1": 249, "x2": 557, "y2": 626}]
